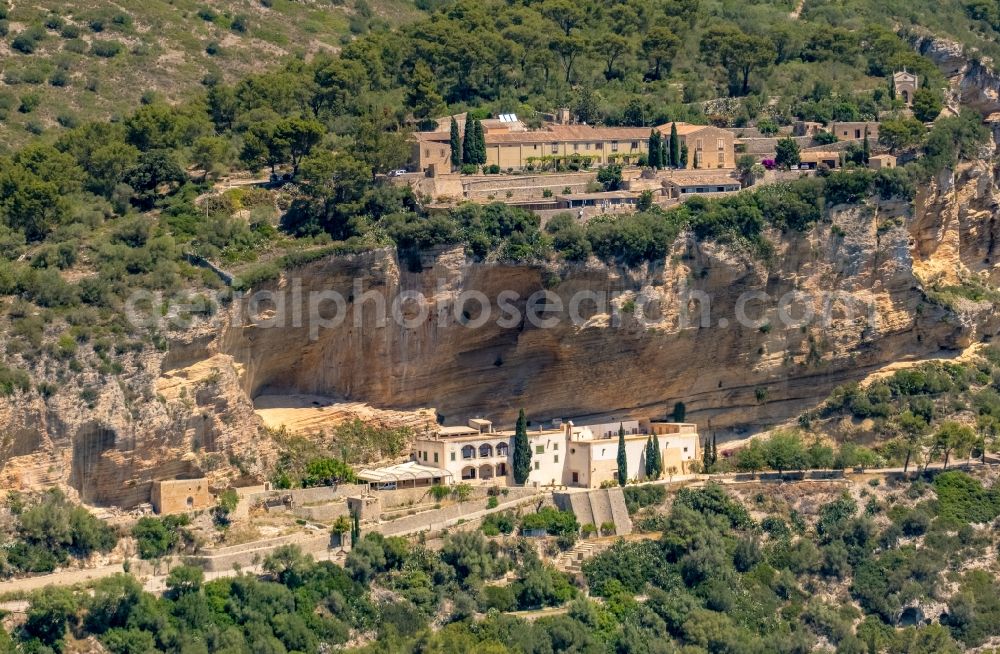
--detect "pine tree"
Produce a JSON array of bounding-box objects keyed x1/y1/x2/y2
[
  {"x1": 669, "y1": 122, "x2": 680, "y2": 168},
  {"x1": 406, "y1": 61, "x2": 443, "y2": 129},
  {"x1": 449, "y1": 117, "x2": 462, "y2": 169},
  {"x1": 462, "y1": 117, "x2": 475, "y2": 165},
  {"x1": 648, "y1": 130, "x2": 661, "y2": 168},
  {"x1": 512, "y1": 409, "x2": 532, "y2": 485},
  {"x1": 617, "y1": 423, "x2": 627, "y2": 486},
  {"x1": 652, "y1": 433, "x2": 662, "y2": 478},
  {"x1": 472, "y1": 118, "x2": 487, "y2": 165}
]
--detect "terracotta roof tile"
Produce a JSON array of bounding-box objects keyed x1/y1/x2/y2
[{"x1": 484, "y1": 124, "x2": 651, "y2": 144}]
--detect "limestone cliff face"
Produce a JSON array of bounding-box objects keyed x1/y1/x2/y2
[
  {"x1": 218, "y1": 165, "x2": 999, "y2": 439},
  {"x1": 1, "y1": 163, "x2": 998, "y2": 507},
  {"x1": 0, "y1": 330, "x2": 267, "y2": 507},
  {"x1": 910, "y1": 32, "x2": 1000, "y2": 115},
  {"x1": 913, "y1": 163, "x2": 1000, "y2": 286}
]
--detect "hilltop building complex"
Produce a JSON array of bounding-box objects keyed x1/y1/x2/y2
[{"x1": 412, "y1": 114, "x2": 735, "y2": 173}]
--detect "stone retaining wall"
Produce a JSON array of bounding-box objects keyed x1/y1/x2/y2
[{"x1": 193, "y1": 532, "x2": 334, "y2": 572}]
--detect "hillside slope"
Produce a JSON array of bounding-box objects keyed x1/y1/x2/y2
[{"x1": 0, "y1": 0, "x2": 423, "y2": 150}]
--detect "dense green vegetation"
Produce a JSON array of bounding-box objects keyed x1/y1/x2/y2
[
  {"x1": 267, "y1": 419, "x2": 412, "y2": 486},
  {"x1": 131, "y1": 515, "x2": 195, "y2": 560},
  {"x1": 799, "y1": 345, "x2": 1000, "y2": 470},
  {"x1": 6, "y1": 476, "x2": 1000, "y2": 652},
  {"x1": 0, "y1": 489, "x2": 117, "y2": 577}
]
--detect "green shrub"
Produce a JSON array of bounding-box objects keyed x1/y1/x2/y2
[
  {"x1": 520, "y1": 507, "x2": 578, "y2": 537},
  {"x1": 674, "y1": 484, "x2": 754, "y2": 529},
  {"x1": 18, "y1": 93, "x2": 41, "y2": 113},
  {"x1": 481, "y1": 511, "x2": 515, "y2": 536},
  {"x1": 131, "y1": 515, "x2": 190, "y2": 559},
  {"x1": 233, "y1": 262, "x2": 280, "y2": 290},
  {"x1": 91, "y1": 40, "x2": 124, "y2": 57},
  {"x1": 933, "y1": 471, "x2": 1000, "y2": 524},
  {"x1": 300, "y1": 457, "x2": 356, "y2": 487},
  {"x1": 623, "y1": 484, "x2": 667, "y2": 514},
  {"x1": 63, "y1": 37, "x2": 87, "y2": 54},
  {"x1": 49, "y1": 69, "x2": 69, "y2": 87},
  {"x1": 5, "y1": 490, "x2": 117, "y2": 576},
  {"x1": 11, "y1": 28, "x2": 44, "y2": 54},
  {"x1": 0, "y1": 364, "x2": 31, "y2": 396}
]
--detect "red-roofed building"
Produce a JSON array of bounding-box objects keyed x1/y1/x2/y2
[{"x1": 411, "y1": 119, "x2": 735, "y2": 172}]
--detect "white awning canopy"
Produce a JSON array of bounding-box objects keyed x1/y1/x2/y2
[{"x1": 357, "y1": 461, "x2": 454, "y2": 485}]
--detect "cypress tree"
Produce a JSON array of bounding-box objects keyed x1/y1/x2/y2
[
  {"x1": 648, "y1": 130, "x2": 661, "y2": 168},
  {"x1": 702, "y1": 437, "x2": 712, "y2": 471},
  {"x1": 862, "y1": 127, "x2": 871, "y2": 164},
  {"x1": 711, "y1": 434, "x2": 718, "y2": 465},
  {"x1": 669, "y1": 122, "x2": 680, "y2": 168},
  {"x1": 462, "y1": 117, "x2": 475, "y2": 165},
  {"x1": 473, "y1": 118, "x2": 487, "y2": 165},
  {"x1": 617, "y1": 423, "x2": 627, "y2": 486},
  {"x1": 652, "y1": 433, "x2": 662, "y2": 478},
  {"x1": 449, "y1": 117, "x2": 462, "y2": 169},
  {"x1": 644, "y1": 436, "x2": 654, "y2": 478},
  {"x1": 512, "y1": 409, "x2": 532, "y2": 485},
  {"x1": 350, "y1": 509, "x2": 360, "y2": 545},
  {"x1": 680, "y1": 143, "x2": 688, "y2": 169}
]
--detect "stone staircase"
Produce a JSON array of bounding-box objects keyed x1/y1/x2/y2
[
  {"x1": 554, "y1": 487, "x2": 632, "y2": 537},
  {"x1": 554, "y1": 539, "x2": 615, "y2": 574},
  {"x1": 555, "y1": 541, "x2": 597, "y2": 574},
  {"x1": 607, "y1": 487, "x2": 632, "y2": 536}
]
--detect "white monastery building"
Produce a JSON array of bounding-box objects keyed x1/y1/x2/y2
[{"x1": 411, "y1": 416, "x2": 699, "y2": 488}]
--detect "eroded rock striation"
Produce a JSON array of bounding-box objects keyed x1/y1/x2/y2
[
  {"x1": 222, "y1": 164, "x2": 1000, "y2": 438},
  {"x1": 1, "y1": 160, "x2": 999, "y2": 508}
]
